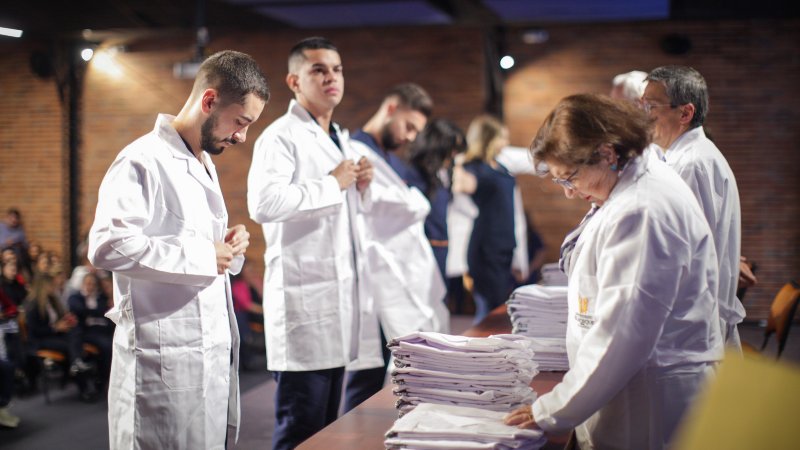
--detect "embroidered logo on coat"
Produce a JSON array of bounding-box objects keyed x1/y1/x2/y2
[{"x1": 575, "y1": 295, "x2": 595, "y2": 328}]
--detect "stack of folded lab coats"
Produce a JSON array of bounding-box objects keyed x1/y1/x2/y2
[
  {"x1": 385, "y1": 403, "x2": 546, "y2": 450},
  {"x1": 507, "y1": 284, "x2": 569, "y2": 371},
  {"x1": 389, "y1": 332, "x2": 538, "y2": 415},
  {"x1": 539, "y1": 263, "x2": 568, "y2": 286}
]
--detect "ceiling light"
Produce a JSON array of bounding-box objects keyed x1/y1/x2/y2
[
  {"x1": 81, "y1": 48, "x2": 94, "y2": 62},
  {"x1": 500, "y1": 55, "x2": 515, "y2": 70},
  {"x1": 0, "y1": 27, "x2": 23, "y2": 38}
]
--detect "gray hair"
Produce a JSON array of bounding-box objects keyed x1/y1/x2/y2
[
  {"x1": 611, "y1": 70, "x2": 648, "y2": 102},
  {"x1": 646, "y1": 66, "x2": 708, "y2": 129}
]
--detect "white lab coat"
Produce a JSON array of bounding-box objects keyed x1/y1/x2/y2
[
  {"x1": 531, "y1": 155, "x2": 724, "y2": 449},
  {"x1": 88, "y1": 114, "x2": 242, "y2": 450},
  {"x1": 247, "y1": 100, "x2": 378, "y2": 371},
  {"x1": 348, "y1": 140, "x2": 449, "y2": 369},
  {"x1": 663, "y1": 126, "x2": 746, "y2": 342}
]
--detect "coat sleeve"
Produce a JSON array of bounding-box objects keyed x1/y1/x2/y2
[
  {"x1": 531, "y1": 209, "x2": 688, "y2": 432},
  {"x1": 247, "y1": 131, "x2": 344, "y2": 224},
  {"x1": 88, "y1": 153, "x2": 219, "y2": 286},
  {"x1": 675, "y1": 163, "x2": 718, "y2": 234}
]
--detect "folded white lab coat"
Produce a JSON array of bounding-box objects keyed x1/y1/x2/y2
[
  {"x1": 506, "y1": 285, "x2": 569, "y2": 371},
  {"x1": 385, "y1": 403, "x2": 546, "y2": 450},
  {"x1": 389, "y1": 332, "x2": 539, "y2": 414}
]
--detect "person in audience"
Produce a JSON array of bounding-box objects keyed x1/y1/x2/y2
[
  {"x1": 644, "y1": 65, "x2": 745, "y2": 348},
  {"x1": 453, "y1": 115, "x2": 517, "y2": 324},
  {"x1": 504, "y1": 94, "x2": 723, "y2": 449},
  {"x1": 247, "y1": 36, "x2": 373, "y2": 450},
  {"x1": 62, "y1": 238, "x2": 93, "y2": 306},
  {"x1": 68, "y1": 271, "x2": 114, "y2": 393},
  {"x1": 0, "y1": 327, "x2": 20, "y2": 428},
  {"x1": 346, "y1": 83, "x2": 450, "y2": 414},
  {"x1": 0, "y1": 209, "x2": 28, "y2": 263},
  {"x1": 24, "y1": 273, "x2": 94, "y2": 398},
  {"x1": 1, "y1": 260, "x2": 27, "y2": 307}
]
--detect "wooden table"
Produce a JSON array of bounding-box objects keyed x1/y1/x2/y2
[{"x1": 298, "y1": 305, "x2": 568, "y2": 449}]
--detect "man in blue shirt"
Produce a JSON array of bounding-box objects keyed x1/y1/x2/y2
[{"x1": 346, "y1": 84, "x2": 436, "y2": 412}]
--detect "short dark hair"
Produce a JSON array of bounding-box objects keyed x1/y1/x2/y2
[
  {"x1": 530, "y1": 94, "x2": 651, "y2": 174},
  {"x1": 646, "y1": 65, "x2": 708, "y2": 129},
  {"x1": 387, "y1": 83, "x2": 433, "y2": 118},
  {"x1": 194, "y1": 50, "x2": 269, "y2": 105},
  {"x1": 288, "y1": 37, "x2": 338, "y2": 72}
]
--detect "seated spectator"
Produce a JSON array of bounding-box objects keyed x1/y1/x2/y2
[
  {"x1": 32, "y1": 251, "x2": 53, "y2": 281},
  {"x1": 62, "y1": 239, "x2": 92, "y2": 306},
  {"x1": 1, "y1": 260, "x2": 27, "y2": 306},
  {"x1": 24, "y1": 274, "x2": 92, "y2": 398},
  {"x1": 68, "y1": 272, "x2": 114, "y2": 393},
  {"x1": 0, "y1": 328, "x2": 21, "y2": 428},
  {"x1": 0, "y1": 209, "x2": 28, "y2": 264},
  {"x1": 0, "y1": 288, "x2": 22, "y2": 375}
]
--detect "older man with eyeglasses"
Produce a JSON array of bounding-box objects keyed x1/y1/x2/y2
[{"x1": 643, "y1": 65, "x2": 746, "y2": 350}]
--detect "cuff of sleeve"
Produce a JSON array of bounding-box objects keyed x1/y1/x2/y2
[
  {"x1": 229, "y1": 254, "x2": 244, "y2": 276},
  {"x1": 532, "y1": 394, "x2": 561, "y2": 433}
]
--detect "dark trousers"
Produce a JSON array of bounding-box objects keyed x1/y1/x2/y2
[
  {"x1": 0, "y1": 358, "x2": 13, "y2": 407},
  {"x1": 272, "y1": 367, "x2": 345, "y2": 450},
  {"x1": 343, "y1": 330, "x2": 390, "y2": 413}
]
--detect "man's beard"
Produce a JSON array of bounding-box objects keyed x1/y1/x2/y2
[
  {"x1": 380, "y1": 124, "x2": 401, "y2": 152},
  {"x1": 200, "y1": 112, "x2": 233, "y2": 155}
]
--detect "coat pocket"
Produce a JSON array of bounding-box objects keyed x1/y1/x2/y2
[
  {"x1": 158, "y1": 317, "x2": 203, "y2": 390},
  {"x1": 298, "y1": 255, "x2": 340, "y2": 316}
]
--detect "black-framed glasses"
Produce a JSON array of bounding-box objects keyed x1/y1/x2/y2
[{"x1": 552, "y1": 168, "x2": 580, "y2": 190}]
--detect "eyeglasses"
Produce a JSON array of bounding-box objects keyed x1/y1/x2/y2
[
  {"x1": 641, "y1": 101, "x2": 676, "y2": 114},
  {"x1": 552, "y1": 168, "x2": 580, "y2": 190}
]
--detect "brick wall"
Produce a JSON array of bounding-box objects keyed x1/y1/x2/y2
[
  {"x1": 1, "y1": 19, "x2": 797, "y2": 321},
  {"x1": 0, "y1": 43, "x2": 66, "y2": 259}
]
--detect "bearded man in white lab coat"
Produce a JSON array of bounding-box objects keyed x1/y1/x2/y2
[
  {"x1": 344, "y1": 83, "x2": 450, "y2": 413},
  {"x1": 643, "y1": 65, "x2": 746, "y2": 349},
  {"x1": 247, "y1": 37, "x2": 375, "y2": 450},
  {"x1": 505, "y1": 94, "x2": 723, "y2": 449},
  {"x1": 88, "y1": 50, "x2": 268, "y2": 450}
]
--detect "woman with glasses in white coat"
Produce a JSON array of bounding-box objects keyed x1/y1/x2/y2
[{"x1": 505, "y1": 94, "x2": 724, "y2": 449}]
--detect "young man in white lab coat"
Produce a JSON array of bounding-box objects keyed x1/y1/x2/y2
[
  {"x1": 643, "y1": 65, "x2": 746, "y2": 349},
  {"x1": 89, "y1": 50, "x2": 268, "y2": 450},
  {"x1": 247, "y1": 37, "x2": 375, "y2": 450},
  {"x1": 345, "y1": 83, "x2": 449, "y2": 413}
]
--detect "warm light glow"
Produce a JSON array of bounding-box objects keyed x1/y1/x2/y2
[
  {"x1": 0, "y1": 27, "x2": 23, "y2": 38},
  {"x1": 500, "y1": 55, "x2": 515, "y2": 70},
  {"x1": 92, "y1": 47, "x2": 123, "y2": 78},
  {"x1": 81, "y1": 48, "x2": 94, "y2": 61}
]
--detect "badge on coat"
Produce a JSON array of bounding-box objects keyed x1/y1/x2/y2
[{"x1": 575, "y1": 295, "x2": 595, "y2": 329}]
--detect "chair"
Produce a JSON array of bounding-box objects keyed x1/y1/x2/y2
[{"x1": 756, "y1": 281, "x2": 800, "y2": 359}]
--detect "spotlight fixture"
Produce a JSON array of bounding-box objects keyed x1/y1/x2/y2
[
  {"x1": 500, "y1": 55, "x2": 515, "y2": 70},
  {"x1": 80, "y1": 48, "x2": 94, "y2": 62}
]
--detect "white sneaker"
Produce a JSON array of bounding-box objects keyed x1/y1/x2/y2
[{"x1": 0, "y1": 407, "x2": 20, "y2": 428}]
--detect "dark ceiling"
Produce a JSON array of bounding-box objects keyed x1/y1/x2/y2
[{"x1": 1, "y1": 0, "x2": 795, "y2": 41}]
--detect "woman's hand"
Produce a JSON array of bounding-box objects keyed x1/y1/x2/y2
[{"x1": 504, "y1": 405, "x2": 540, "y2": 430}]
